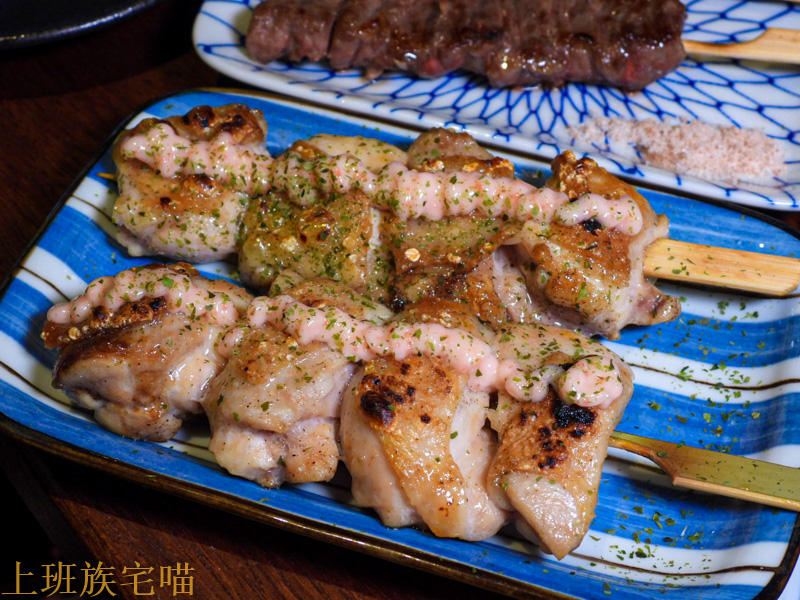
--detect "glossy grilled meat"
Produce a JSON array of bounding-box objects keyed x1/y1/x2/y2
[
  {"x1": 340, "y1": 300, "x2": 508, "y2": 539},
  {"x1": 487, "y1": 322, "x2": 634, "y2": 558},
  {"x1": 387, "y1": 129, "x2": 529, "y2": 326},
  {"x1": 398, "y1": 129, "x2": 680, "y2": 338},
  {"x1": 203, "y1": 279, "x2": 393, "y2": 487},
  {"x1": 44, "y1": 264, "x2": 252, "y2": 442},
  {"x1": 52, "y1": 314, "x2": 227, "y2": 442},
  {"x1": 84, "y1": 102, "x2": 674, "y2": 557},
  {"x1": 238, "y1": 187, "x2": 391, "y2": 303},
  {"x1": 385, "y1": 213, "x2": 521, "y2": 321},
  {"x1": 237, "y1": 138, "x2": 394, "y2": 303},
  {"x1": 406, "y1": 128, "x2": 515, "y2": 175},
  {"x1": 113, "y1": 104, "x2": 270, "y2": 263},
  {"x1": 246, "y1": 0, "x2": 687, "y2": 90},
  {"x1": 516, "y1": 151, "x2": 681, "y2": 339},
  {"x1": 247, "y1": 0, "x2": 345, "y2": 65}
]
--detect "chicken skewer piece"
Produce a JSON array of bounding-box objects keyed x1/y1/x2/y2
[
  {"x1": 486, "y1": 321, "x2": 634, "y2": 558},
  {"x1": 204, "y1": 277, "x2": 393, "y2": 487},
  {"x1": 113, "y1": 104, "x2": 272, "y2": 263},
  {"x1": 340, "y1": 300, "x2": 509, "y2": 541},
  {"x1": 41, "y1": 263, "x2": 253, "y2": 441},
  {"x1": 237, "y1": 135, "x2": 400, "y2": 303}
]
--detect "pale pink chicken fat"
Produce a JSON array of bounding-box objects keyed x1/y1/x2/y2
[
  {"x1": 554, "y1": 193, "x2": 643, "y2": 235},
  {"x1": 222, "y1": 296, "x2": 626, "y2": 409},
  {"x1": 120, "y1": 124, "x2": 643, "y2": 233},
  {"x1": 273, "y1": 155, "x2": 574, "y2": 224},
  {"x1": 46, "y1": 267, "x2": 244, "y2": 327},
  {"x1": 270, "y1": 152, "x2": 643, "y2": 232},
  {"x1": 119, "y1": 122, "x2": 272, "y2": 190},
  {"x1": 556, "y1": 356, "x2": 625, "y2": 410},
  {"x1": 372, "y1": 163, "x2": 570, "y2": 223}
]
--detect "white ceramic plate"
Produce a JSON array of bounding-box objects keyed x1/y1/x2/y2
[{"x1": 193, "y1": 0, "x2": 800, "y2": 210}]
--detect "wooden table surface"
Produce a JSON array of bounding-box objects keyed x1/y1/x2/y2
[{"x1": 1, "y1": 2, "x2": 798, "y2": 599}]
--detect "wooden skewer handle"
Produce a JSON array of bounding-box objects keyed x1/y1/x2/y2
[
  {"x1": 684, "y1": 28, "x2": 800, "y2": 64},
  {"x1": 610, "y1": 431, "x2": 800, "y2": 512},
  {"x1": 644, "y1": 238, "x2": 800, "y2": 296}
]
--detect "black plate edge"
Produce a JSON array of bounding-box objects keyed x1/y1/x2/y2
[{"x1": 0, "y1": 0, "x2": 167, "y2": 50}]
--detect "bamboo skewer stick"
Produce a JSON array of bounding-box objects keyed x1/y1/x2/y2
[
  {"x1": 634, "y1": 239, "x2": 800, "y2": 508},
  {"x1": 643, "y1": 238, "x2": 800, "y2": 296},
  {"x1": 684, "y1": 28, "x2": 800, "y2": 64},
  {"x1": 610, "y1": 432, "x2": 800, "y2": 512}
]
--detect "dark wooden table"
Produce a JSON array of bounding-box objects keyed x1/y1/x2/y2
[{"x1": 1, "y1": 2, "x2": 798, "y2": 599}]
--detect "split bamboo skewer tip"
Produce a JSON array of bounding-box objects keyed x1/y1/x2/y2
[
  {"x1": 610, "y1": 432, "x2": 800, "y2": 512},
  {"x1": 644, "y1": 238, "x2": 800, "y2": 296}
]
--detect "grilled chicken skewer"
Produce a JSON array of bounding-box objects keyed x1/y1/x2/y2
[
  {"x1": 43, "y1": 265, "x2": 634, "y2": 556},
  {"x1": 115, "y1": 105, "x2": 683, "y2": 339},
  {"x1": 112, "y1": 104, "x2": 800, "y2": 323},
  {"x1": 42, "y1": 265, "x2": 800, "y2": 561}
]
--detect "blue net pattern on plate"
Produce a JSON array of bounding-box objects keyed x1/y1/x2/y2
[{"x1": 195, "y1": 0, "x2": 800, "y2": 208}]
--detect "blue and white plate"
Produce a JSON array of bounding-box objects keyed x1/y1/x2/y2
[
  {"x1": 1, "y1": 89, "x2": 799, "y2": 600},
  {"x1": 193, "y1": 0, "x2": 800, "y2": 210}
]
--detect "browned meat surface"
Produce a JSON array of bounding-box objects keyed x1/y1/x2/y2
[
  {"x1": 44, "y1": 257, "x2": 637, "y2": 556},
  {"x1": 246, "y1": 0, "x2": 687, "y2": 90},
  {"x1": 487, "y1": 323, "x2": 634, "y2": 558},
  {"x1": 42, "y1": 294, "x2": 167, "y2": 350},
  {"x1": 516, "y1": 151, "x2": 680, "y2": 339},
  {"x1": 386, "y1": 129, "x2": 528, "y2": 326},
  {"x1": 238, "y1": 124, "x2": 677, "y2": 339},
  {"x1": 44, "y1": 264, "x2": 252, "y2": 442},
  {"x1": 53, "y1": 314, "x2": 227, "y2": 442},
  {"x1": 238, "y1": 186, "x2": 392, "y2": 303},
  {"x1": 113, "y1": 104, "x2": 270, "y2": 263},
  {"x1": 204, "y1": 325, "x2": 353, "y2": 487},
  {"x1": 329, "y1": 0, "x2": 445, "y2": 79},
  {"x1": 247, "y1": 0, "x2": 346, "y2": 64},
  {"x1": 340, "y1": 300, "x2": 508, "y2": 540},
  {"x1": 491, "y1": 392, "x2": 628, "y2": 558},
  {"x1": 406, "y1": 128, "x2": 515, "y2": 177},
  {"x1": 509, "y1": 1, "x2": 686, "y2": 90},
  {"x1": 340, "y1": 299, "x2": 633, "y2": 551},
  {"x1": 203, "y1": 279, "x2": 393, "y2": 487},
  {"x1": 161, "y1": 104, "x2": 267, "y2": 145},
  {"x1": 384, "y1": 213, "x2": 520, "y2": 320}
]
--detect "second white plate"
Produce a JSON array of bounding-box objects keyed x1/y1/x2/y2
[{"x1": 193, "y1": 0, "x2": 800, "y2": 210}]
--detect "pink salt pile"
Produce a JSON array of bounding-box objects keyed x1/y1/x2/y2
[{"x1": 568, "y1": 117, "x2": 785, "y2": 185}]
